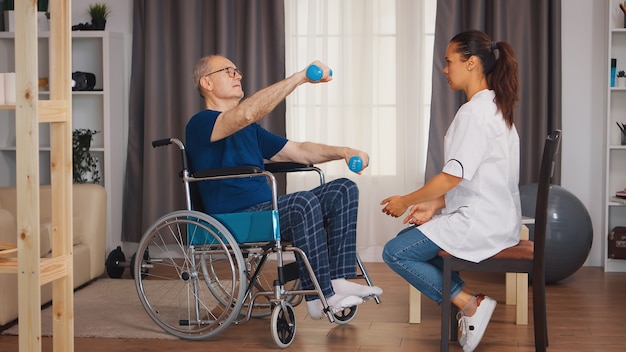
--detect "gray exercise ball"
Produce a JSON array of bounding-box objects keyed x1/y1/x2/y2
[{"x1": 519, "y1": 183, "x2": 593, "y2": 283}]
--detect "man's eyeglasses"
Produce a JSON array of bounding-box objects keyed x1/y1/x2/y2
[{"x1": 204, "y1": 67, "x2": 243, "y2": 79}]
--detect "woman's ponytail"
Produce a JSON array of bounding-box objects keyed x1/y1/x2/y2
[{"x1": 450, "y1": 30, "x2": 519, "y2": 128}]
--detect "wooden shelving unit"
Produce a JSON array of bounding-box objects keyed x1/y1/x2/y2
[
  {"x1": 0, "y1": 31, "x2": 127, "y2": 257},
  {"x1": 0, "y1": 1, "x2": 74, "y2": 351},
  {"x1": 605, "y1": 0, "x2": 626, "y2": 272}
]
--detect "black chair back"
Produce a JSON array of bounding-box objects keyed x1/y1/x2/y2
[
  {"x1": 530, "y1": 129, "x2": 561, "y2": 351},
  {"x1": 532, "y1": 129, "x2": 561, "y2": 281}
]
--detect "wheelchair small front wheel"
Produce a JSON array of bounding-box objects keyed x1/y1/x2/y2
[
  {"x1": 245, "y1": 252, "x2": 303, "y2": 318},
  {"x1": 270, "y1": 302, "x2": 296, "y2": 348},
  {"x1": 333, "y1": 304, "x2": 358, "y2": 325}
]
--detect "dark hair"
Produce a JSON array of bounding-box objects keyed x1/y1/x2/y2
[{"x1": 450, "y1": 30, "x2": 519, "y2": 128}]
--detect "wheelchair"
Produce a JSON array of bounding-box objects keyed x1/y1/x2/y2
[{"x1": 133, "y1": 137, "x2": 380, "y2": 348}]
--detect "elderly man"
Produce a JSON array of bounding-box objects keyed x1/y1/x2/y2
[{"x1": 185, "y1": 55, "x2": 382, "y2": 319}]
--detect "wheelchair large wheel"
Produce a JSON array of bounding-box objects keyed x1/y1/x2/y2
[
  {"x1": 243, "y1": 249, "x2": 303, "y2": 318},
  {"x1": 270, "y1": 302, "x2": 296, "y2": 348},
  {"x1": 134, "y1": 210, "x2": 246, "y2": 340}
]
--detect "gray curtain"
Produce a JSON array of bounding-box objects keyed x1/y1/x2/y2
[
  {"x1": 425, "y1": 0, "x2": 562, "y2": 186},
  {"x1": 122, "y1": 0, "x2": 286, "y2": 242}
]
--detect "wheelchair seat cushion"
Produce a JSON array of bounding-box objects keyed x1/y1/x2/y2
[{"x1": 188, "y1": 210, "x2": 280, "y2": 245}]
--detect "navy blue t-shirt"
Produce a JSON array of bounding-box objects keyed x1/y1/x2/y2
[{"x1": 185, "y1": 109, "x2": 288, "y2": 213}]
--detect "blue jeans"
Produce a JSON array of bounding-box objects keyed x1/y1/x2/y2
[{"x1": 382, "y1": 226, "x2": 464, "y2": 305}]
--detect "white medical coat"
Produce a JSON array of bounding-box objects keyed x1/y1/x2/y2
[{"x1": 419, "y1": 89, "x2": 521, "y2": 263}]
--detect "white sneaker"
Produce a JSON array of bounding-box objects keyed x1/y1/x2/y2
[{"x1": 457, "y1": 295, "x2": 496, "y2": 352}]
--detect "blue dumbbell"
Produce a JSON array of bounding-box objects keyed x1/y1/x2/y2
[
  {"x1": 306, "y1": 64, "x2": 333, "y2": 82},
  {"x1": 348, "y1": 156, "x2": 363, "y2": 173}
]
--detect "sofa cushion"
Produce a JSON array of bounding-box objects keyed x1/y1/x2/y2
[
  {"x1": 1, "y1": 209, "x2": 51, "y2": 258},
  {"x1": 0, "y1": 208, "x2": 16, "y2": 245},
  {"x1": 41, "y1": 218, "x2": 84, "y2": 247},
  {"x1": 72, "y1": 216, "x2": 85, "y2": 245},
  {"x1": 40, "y1": 222, "x2": 52, "y2": 257}
]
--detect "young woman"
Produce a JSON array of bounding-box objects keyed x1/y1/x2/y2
[{"x1": 381, "y1": 30, "x2": 520, "y2": 352}]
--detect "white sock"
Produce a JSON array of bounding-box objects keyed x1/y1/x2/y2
[
  {"x1": 306, "y1": 294, "x2": 364, "y2": 320},
  {"x1": 331, "y1": 278, "x2": 383, "y2": 298}
]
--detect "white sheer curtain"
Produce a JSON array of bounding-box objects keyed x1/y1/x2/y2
[{"x1": 284, "y1": 0, "x2": 436, "y2": 262}]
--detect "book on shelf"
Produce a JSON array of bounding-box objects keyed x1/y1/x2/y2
[{"x1": 610, "y1": 196, "x2": 626, "y2": 204}]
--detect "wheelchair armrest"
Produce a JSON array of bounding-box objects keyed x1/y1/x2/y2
[
  {"x1": 193, "y1": 165, "x2": 263, "y2": 178},
  {"x1": 264, "y1": 162, "x2": 325, "y2": 185},
  {"x1": 264, "y1": 162, "x2": 315, "y2": 173}
]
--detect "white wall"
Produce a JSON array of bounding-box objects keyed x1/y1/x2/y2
[
  {"x1": 561, "y1": 0, "x2": 606, "y2": 267},
  {"x1": 73, "y1": 0, "x2": 608, "y2": 267}
]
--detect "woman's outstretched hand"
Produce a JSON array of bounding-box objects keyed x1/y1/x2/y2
[
  {"x1": 404, "y1": 202, "x2": 436, "y2": 225},
  {"x1": 380, "y1": 196, "x2": 408, "y2": 218}
]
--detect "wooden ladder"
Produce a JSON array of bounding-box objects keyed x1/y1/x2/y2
[{"x1": 0, "y1": 0, "x2": 74, "y2": 351}]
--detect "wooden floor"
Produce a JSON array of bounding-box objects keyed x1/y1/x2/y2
[{"x1": 1, "y1": 263, "x2": 626, "y2": 351}]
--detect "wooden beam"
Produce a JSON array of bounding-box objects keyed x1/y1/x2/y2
[
  {"x1": 48, "y1": 0, "x2": 74, "y2": 350},
  {"x1": 0, "y1": 258, "x2": 18, "y2": 274},
  {"x1": 38, "y1": 100, "x2": 70, "y2": 123},
  {"x1": 0, "y1": 256, "x2": 70, "y2": 283},
  {"x1": 40, "y1": 255, "x2": 70, "y2": 286},
  {"x1": 15, "y1": 1, "x2": 42, "y2": 351}
]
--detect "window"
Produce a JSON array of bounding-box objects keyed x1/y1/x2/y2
[{"x1": 284, "y1": 0, "x2": 437, "y2": 260}]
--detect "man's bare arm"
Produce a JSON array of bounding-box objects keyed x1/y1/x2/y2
[
  {"x1": 211, "y1": 62, "x2": 331, "y2": 141},
  {"x1": 272, "y1": 141, "x2": 370, "y2": 173}
]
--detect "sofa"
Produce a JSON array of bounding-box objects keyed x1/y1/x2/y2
[{"x1": 0, "y1": 183, "x2": 107, "y2": 326}]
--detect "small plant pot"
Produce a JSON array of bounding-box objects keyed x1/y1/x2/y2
[
  {"x1": 618, "y1": 77, "x2": 626, "y2": 87},
  {"x1": 91, "y1": 18, "x2": 106, "y2": 30}
]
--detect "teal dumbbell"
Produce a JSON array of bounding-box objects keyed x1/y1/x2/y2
[
  {"x1": 306, "y1": 64, "x2": 333, "y2": 82},
  {"x1": 348, "y1": 156, "x2": 363, "y2": 173}
]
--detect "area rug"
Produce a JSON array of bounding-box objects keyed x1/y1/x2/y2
[{"x1": 1, "y1": 278, "x2": 178, "y2": 339}]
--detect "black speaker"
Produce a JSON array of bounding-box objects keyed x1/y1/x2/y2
[{"x1": 72, "y1": 71, "x2": 96, "y2": 91}]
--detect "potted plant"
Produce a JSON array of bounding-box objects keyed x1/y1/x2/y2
[
  {"x1": 618, "y1": 70, "x2": 626, "y2": 88},
  {"x1": 88, "y1": 2, "x2": 110, "y2": 30},
  {"x1": 72, "y1": 129, "x2": 101, "y2": 184},
  {"x1": 37, "y1": 0, "x2": 48, "y2": 12}
]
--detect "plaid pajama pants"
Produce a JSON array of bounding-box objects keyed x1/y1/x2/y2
[{"x1": 246, "y1": 177, "x2": 359, "y2": 300}]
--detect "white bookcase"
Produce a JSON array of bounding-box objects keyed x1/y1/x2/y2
[
  {"x1": 0, "y1": 30, "x2": 127, "y2": 255},
  {"x1": 604, "y1": 0, "x2": 626, "y2": 272}
]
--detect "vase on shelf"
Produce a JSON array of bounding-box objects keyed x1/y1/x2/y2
[
  {"x1": 3, "y1": 10, "x2": 14, "y2": 32},
  {"x1": 37, "y1": 11, "x2": 49, "y2": 32}
]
